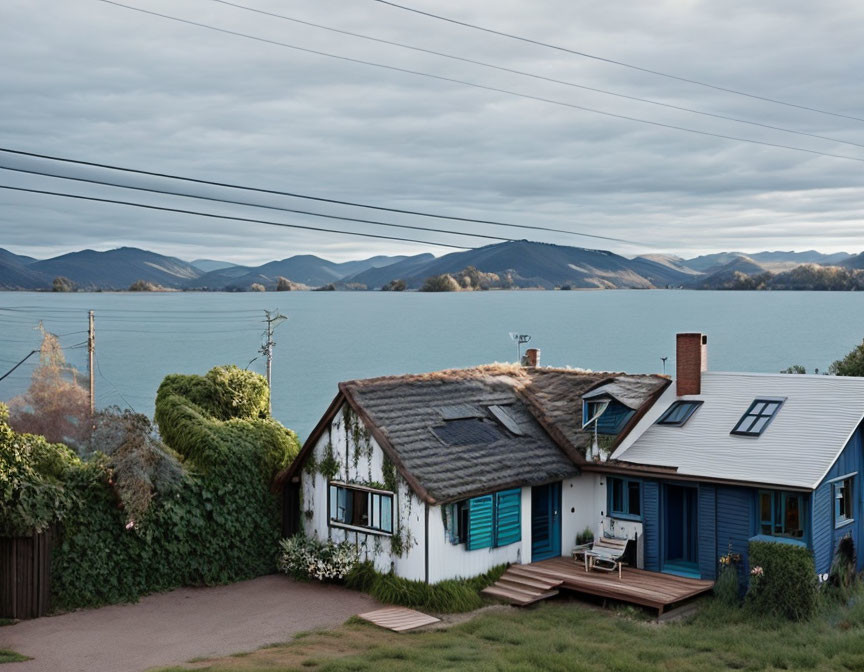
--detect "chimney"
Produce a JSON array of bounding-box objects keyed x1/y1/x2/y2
[
  {"x1": 676, "y1": 333, "x2": 707, "y2": 396},
  {"x1": 522, "y1": 348, "x2": 540, "y2": 367}
]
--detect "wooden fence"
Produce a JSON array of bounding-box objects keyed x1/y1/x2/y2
[{"x1": 0, "y1": 529, "x2": 52, "y2": 619}]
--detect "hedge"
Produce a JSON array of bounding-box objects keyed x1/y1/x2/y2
[
  {"x1": 49, "y1": 365, "x2": 300, "y2": 608},
  {"x1": 747, "y1": 540, "x2": 818, "y2": 621}
]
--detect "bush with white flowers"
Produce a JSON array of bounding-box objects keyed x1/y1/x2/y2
[{"x1": 278, "y1": 535, "x2": 360, "y2": 582}]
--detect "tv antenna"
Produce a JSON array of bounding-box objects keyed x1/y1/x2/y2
[
  {"x1": 509, "y1": 332, "x2": 531, "y2": 363},
  {"x1": 661, "y1": 356, "x2": 668, "y2": 375}
]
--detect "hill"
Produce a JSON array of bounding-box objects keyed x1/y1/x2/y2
[
  {"x1": 29, "y1": 247, "x2": 202, "y2": 290},
  {"x1": 685, "y1": 250, "x2": 851, "y2": 273},
  {"x1": 0, "y1": 254, "x2": 51, "y2": 289},
  {"x1": 347, "y1": 241, "x2": 693, "y2": 290},
  {"x1": 689, "y1": 256, "x2": 767, "y2": 289},
  {"x1": 190, "y1": 259, "x2": 238, "y2": 272}
]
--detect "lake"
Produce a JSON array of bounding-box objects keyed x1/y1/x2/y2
[{"x1": 1, "y1": 290, "x2": 861, "y2": 439}]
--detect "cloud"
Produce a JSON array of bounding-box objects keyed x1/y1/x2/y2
[{"x1": 1, "y1": 0, "x2": 863, "y2": 263}]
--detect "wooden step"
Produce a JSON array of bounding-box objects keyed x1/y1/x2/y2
[
  {"x1": 482, "y1": 584, "x2": 558, "y2": 606},
  {"x1": 498, "y1": 575, "x2": 562, "y2": 592},
  {"x1": 506, "y1": 566, "x2": 564, "y2": 588}
]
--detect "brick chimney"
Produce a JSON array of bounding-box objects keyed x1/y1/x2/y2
[
  {"x1": 676, "y1": 333, "x2": 707, "y2": 396},
  {"x1": 522, "y1": 348, "x2": 540, "y2": 367}
]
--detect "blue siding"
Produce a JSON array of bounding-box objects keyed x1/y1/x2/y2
[
  {"x1": 716, "y1": 485, "x2": 754, "y2": 584},
  {"x1": 698, "y1": 484, "x2": 717, "y2": 580},
  {"x1": 812, "y1": 427, "x2": 863, "y2": 574},
  {"x1": 642, "y1": 480, "x2": 660, "y2": 571}
]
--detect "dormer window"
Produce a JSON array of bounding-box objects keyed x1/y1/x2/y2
[
  {"x1": 731, "y1": 398, "x2": 785, "y2": 436},
  {"x1": 656, "y1": 400, "x2": 703, "y2": 426}
]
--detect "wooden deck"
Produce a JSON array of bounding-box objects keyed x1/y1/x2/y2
[{"x1": 523, "y1": 557, "x2": 714, "y2": 614}]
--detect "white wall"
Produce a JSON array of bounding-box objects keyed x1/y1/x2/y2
[{"x1": 300, "y1": 404, "x2": 426, "y2": 581}]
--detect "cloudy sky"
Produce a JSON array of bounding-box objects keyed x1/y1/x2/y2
[{"x1": 2, "y1": 0, "x2": 864, "y2": 264}]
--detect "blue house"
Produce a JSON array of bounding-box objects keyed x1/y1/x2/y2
[{"x1": 597, "y1": 333, "x2": 864, "y2": 582}]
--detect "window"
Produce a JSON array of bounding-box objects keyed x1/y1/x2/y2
[
  {"x1": 835, "y1": 477, "x2": 854, "y2": 528},
  {"x1": 656, "y1": 400, "x2": 703, "y2": 426},
  {"x1": 731, "y1": 398, "x2": 785, "y2": 436},
  {"x1": 328, "y1": 482, "x2": 394, "y2": 534},
  {"x1": 583, "y1": 399, "x2": 635, "y2": 435},
  {"x1": 758, "y1": 490, "x2": 805, "y2": 539},
  {"x1": 433, "y1": 418, "x2": 504, "y2": 446},
  {"x1": 447, "y1": 488, "x2": 522, "y2": 550},
  {"x1": 608, "y1": 477, "x2": 641, "y2": 519}
]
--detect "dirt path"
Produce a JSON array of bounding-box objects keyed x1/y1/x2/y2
[{"x1": 0, "y1": 575, "x2": 380, "y2": 672}]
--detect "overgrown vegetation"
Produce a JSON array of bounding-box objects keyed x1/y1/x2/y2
[
  {"x1": 0, "y1": 649, "x2": 30, "y2": 664},
  {"x1": 278, "y1": 536, "x2": 360, "y2": 582},
  {"x1": 746, "y1": 540, "x2": 819, "y2": 621},
  {"x1": 420, "y1": 267, "x2": 515, "y2": 292},
  {"x1": 830, "y1": 338, "x2": 864, "y2": 376},
  {"x1": 6, "y1": 351, "x2": 301, "y2": 609},
  {"x1": 344, "y1": 562, "x2": 507, "y2": 614}
]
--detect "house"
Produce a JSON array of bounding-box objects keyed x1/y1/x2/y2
[
  {"x1": 274, "y1": 358, "x2": 667, "y2": 583},
  {"x1": 598, "y1": 333, "x2": 864, "y2": 582}
]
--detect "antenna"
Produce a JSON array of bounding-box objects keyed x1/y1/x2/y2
[
  {"x1": 509, "y1": 332, "x2": 531, "y2": 363},
  {"x1": 661, "y1": 356, "x2": 668, "y2": 375}
]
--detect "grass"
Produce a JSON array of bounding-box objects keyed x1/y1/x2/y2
[
  {"x1": 151, "y1": 590, "x2": 864, "y2": 672},
  {"x1": 0, "y1": 620, "x2": 15, "y2": 627},
  {"x1": 343, "y1": 562, "x2": 507, "y2": 613},
  {"x1": 0, "y1": 649, "x2": 29, "y2": 664}
]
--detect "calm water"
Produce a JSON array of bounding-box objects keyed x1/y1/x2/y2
[{"x1": 1, "y1": 290, "x2": 861, "y2": 439}]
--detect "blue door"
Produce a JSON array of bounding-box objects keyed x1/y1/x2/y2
[
  {"x1": 663, "y1": 484, "x2": 700, "y2": 578},
  {"x1": 531, "y1": 482, "x2": 561, "y2": 561}
]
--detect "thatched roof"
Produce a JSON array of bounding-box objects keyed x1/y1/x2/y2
[{"x1": 277, "y1": 364, "x2": 668, "y2": 504}]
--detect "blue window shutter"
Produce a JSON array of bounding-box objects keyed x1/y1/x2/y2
[
  {"x1": 467, "y1": 495, "x2": 494, "y2": 550},
  {"x1": 494, "y1": 489, "x2": 522, "y2": 547}
]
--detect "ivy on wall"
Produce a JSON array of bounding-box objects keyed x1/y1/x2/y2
[{"x1": 50, "y1": 365, "x2": 300, "y2": 608}]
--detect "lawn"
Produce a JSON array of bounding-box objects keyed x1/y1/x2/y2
[
  {"x1": 0, "y1": 649, "x2": 29, "y2": 664},
  {"x1": 155, "y1": 595, "x2": 864, "y2": 672}
]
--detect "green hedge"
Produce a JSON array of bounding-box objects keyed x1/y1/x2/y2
[
  {"x1": 747, "y1": 540, "x2": 818, "y2": 621},
  {"x1": 345, "y1": 561, "x2": 507, "y2": 613},
  {"x1": 50, "y1": 365, "x2": 300, "y2": 608}
]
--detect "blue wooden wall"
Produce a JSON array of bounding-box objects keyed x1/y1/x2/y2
[
  {"x1": 812, "y1": 427, "x2": 863, "y2": 574},
  {"x1": 698, "y1": 484, "x2": 717, "y2": 579},
  {"x1": 642, "y1": 481, "x2": 660, "y2": 571}
]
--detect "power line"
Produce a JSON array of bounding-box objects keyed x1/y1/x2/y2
[
  {"x1": 0, "y1": 350, "x2": 38, "y2": 383},
  {"x1": 208, "y1": 0, "x2": 864, "y2": 150},
  {"x1": 0, "y1": 148, "x2": 636, "y2": 246},
  {"x1": 92, "y1": 1, "x2": 864, "y2": 165},
  {"x1": 370, "y1": 0, "x2": 864, "y2": 124},
  {"x1": 95, "y1": 355, "x2": 137, "y2": 412},
  {"x1": 0, "y1": 184, "x2": 474, "y2": 250},
  {"x1": 0, "y1": 165, "x2": 515, "y2": 245}
]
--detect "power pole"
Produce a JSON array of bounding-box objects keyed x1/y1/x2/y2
[
  {"x1": 260, "y1": 310, "x2": 288, "y2": 415},
  {"x1": 88, "y1": 310, "x2": 95, "y2": 416}
]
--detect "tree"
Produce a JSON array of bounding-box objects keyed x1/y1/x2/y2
[
  {"x1": 830, "y1": 339, "x2": 864, "y2": 377},
  {"x1": 381, "y1": 279, "x2": 406, "y2": 291},
  {"x1": 249, "y1": 283, "x2": 266, "y2": 292},
  {"x1": 276, "y1": 276, "x2": 294, "y2": 291},
  {"x1": 52, "y1": 276, "x2": 75, "y2": 292},
  {"x1": 780, "y1": 365, "x2": 806, "y2": 374},
  {"x1": 420, "y1": 274, "x2": 460, "y2": 292},
  {"x1": 129, "y1": 280, "x2": 161, "y2": 291},
  {"x1": 8, "y1": 325, "x2": 90, "y2": 445}
]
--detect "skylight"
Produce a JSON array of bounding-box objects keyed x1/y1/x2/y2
[
  {"x1": 656, "y1": 400, "x2": 703, "y2": 426},
  {"x1": 731, "y1": 399, "x2": 785, "y2": 436}
]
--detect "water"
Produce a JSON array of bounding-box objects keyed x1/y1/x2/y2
[{"x1": 1, "y1": 290, "x2": 861, "y2": 439}]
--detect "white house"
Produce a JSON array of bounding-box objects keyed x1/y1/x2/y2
[{"x1": 275, "y1": 360, "x2": 666, "y2": 583}]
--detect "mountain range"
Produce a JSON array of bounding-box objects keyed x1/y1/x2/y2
[{"x1": 0, "y1": 244, "x2": 857, "y2": 291}]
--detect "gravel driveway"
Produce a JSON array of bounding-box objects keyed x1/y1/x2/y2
[{"x1": 0, "y1": 575, "x2": 380, "y2": 672}]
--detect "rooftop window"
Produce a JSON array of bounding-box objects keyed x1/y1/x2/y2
[
  {"x1": 731, "y1": 398, "x2": 784, "y2": 436},
  {"x1": 656, "y1": 400, "x2": 703, "y2": 426}
]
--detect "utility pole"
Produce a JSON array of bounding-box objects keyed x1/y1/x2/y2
[
  {"x1": 260, "y1": 310, "x2": 288, "y2": 415},
  {"x1": 88, "y1": 310, "x2": 95, "y2": 416}
]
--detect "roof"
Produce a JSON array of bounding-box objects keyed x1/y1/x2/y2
[
  {"x1": 611, "y1": 371, "x2": 864, "y2": 490},
  {"x1": 277, "y1": 364, "x2": 668, "y2": 504}
]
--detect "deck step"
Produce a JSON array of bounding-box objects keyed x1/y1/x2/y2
[
  {"x1": 497, "y1": 575, "x2": 562, "y2": 592},
  {"x1": 481, "y1": 585, "x2": 558, "y2": 606},
  {"x1": 506, "y1": 566, "x2": 564, "y2": 588}
]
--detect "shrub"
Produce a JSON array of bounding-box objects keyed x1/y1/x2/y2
[
  {"x1": 746, "y1": 540, "x2": 818, "y2": 621},
  {"x1": 420, "y1": 274, "x2": 460, "y2": 292},
  {"x1": 278, "y1": 536, "x2": 360, "y2": 581},
  {"x1": 826, "y1": 534, "x2": 857, "y2": 603},
  {"x1": 714, "y1": 563, "x2": 741, "y2": 607},
  {"x1": 344, "y1": 561, "x2": 507, "y2": 613}
]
